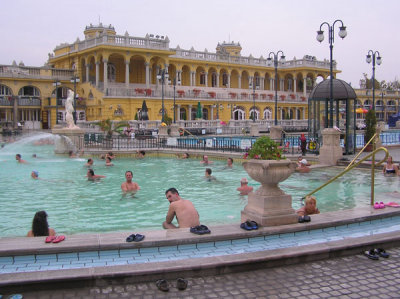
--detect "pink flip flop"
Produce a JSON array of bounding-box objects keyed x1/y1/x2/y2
[
  {"x1": 374, "y1": 202, "x2": 380, "y2": 209},
  {"x1": 379, "y1": 202, "x2": 385, "y2": 209},
  {"x1": 45, "y1": 236, "x2": 56, "y2": 243},
  {"x1": 386, "y1": 202, "x2": 400, "y2": 208},
  {"x1": 52, "y1": 235, "x2": 65, "y2": 243}
]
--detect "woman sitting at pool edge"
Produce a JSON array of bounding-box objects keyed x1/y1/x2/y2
[
  {"x1": 382, "y1": 156, "x2": 398, "y2": 175},
  {"x1": 27, "y1": 211, "x2": 56, "y2": 237},
  {"x1": 296, "y1": 196, "x2": 320, "y2": 216}
]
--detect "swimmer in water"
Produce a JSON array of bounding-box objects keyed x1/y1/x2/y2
[
  {"x1": 86, "y1": 169, "x2": 105, "y2": 181},
  {"x1": 105, "y1": 156, "x2": 114, "y2": 166},
  {"x1": 16, "y1": 154, "x2": 28, "y2": 164},
  {"x1": 237, "y1": 177, "x2": 253, "y2": 195},
  {"x1": 205, "y1": 168, "x2": 216, "y2": 181},
  {"x1": 84, "y1": 158, "x2": 94, "y2": 167},
  {"x1": 121, "y1": 170, "x2": 140, "y2": 194},
  {"x1": 31, "y1": 170, "x2": 40, "y2": 179}
]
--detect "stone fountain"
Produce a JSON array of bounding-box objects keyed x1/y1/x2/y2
[{"x1": 52, "y1": 90, "x2": 84, "y2": 154}]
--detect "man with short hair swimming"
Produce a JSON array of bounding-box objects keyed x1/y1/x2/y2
[
  {"x1": 16, "y1": 154, "x2": 28, "y2": 164},
  {"x1": 121, "y1": 170, "x2": 140, "y2": 193}
]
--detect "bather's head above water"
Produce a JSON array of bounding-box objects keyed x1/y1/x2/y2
[{"x1": 31, "y1": 170, "x2": 39, "y2": 179}]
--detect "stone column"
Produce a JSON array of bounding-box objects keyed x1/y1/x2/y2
[
  {"x1": 177, "y1": 104, "x2": 181, "y2": 121},
  {"x1": 145, "y1": 63, "x2": 150, "y2": 87},
  {"x1": 85, "y1": 64, "x2": 89, "y2": 83},
  {"x1": 189, "y1": 72, "x2": 193, "y2": 86},
  {"x1": 227, "y1": 73, "x2": 231, "y2": 88},
  {"x1": 280, "y1": 79, "x2": 284, "y2": 91},
  {"x1": 270, "y1": 78, "x2": 274, "y2": 91},
  {"x1": 210, "y1": 106, "x2": 214, "y2": 120},
  {"x1": 303, "y1": 78, "x2": 307, "y2": 97},
  {"x1": 125, "y1": 60, "x2": 130, "y2": 88},
  {"x1": 216, "y1": 74, "x2": 220, "y2": 88},
  {"x1": 188, "y1": 105, "x2": 192, "y2": 120},
  {"x1": 95, "y1": 62, "x2": 100, "y2": 87},
  {"x1": 238, "y1": 75, "x2": 242, "y2": 89},
  {"x1": 293, "y1": 78, "x2": 297, "y2": 93},
  {"x1": 205, "y1": 72, "x2": 208, "y2": 87},
  {"x1": 260, "y1": 77, "x2": 264, "y2": 90},
  {"x1": 103, "y1": 59, "x2": 108, "y2": 91},
  {"x1": 319, "y1": 128, "x2": 343, "y2": 165}
]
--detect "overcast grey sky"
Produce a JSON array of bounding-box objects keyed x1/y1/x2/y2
[{"x1": 0, "y1": 0, "x2": 398, "y2": 88}]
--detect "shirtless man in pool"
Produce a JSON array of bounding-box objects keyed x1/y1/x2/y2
[
  {"x1": 163, "y1": 188, "x2": 200, "y2": 229},
  {"x1": 121, "y1": 170, "x2": 140, "y2": 193}
]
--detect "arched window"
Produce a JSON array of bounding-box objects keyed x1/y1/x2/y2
[
  {"x1": 199, "y1": 72, "x2": 206, "y2": 85},
  {"x1": 222, "y1": 73, "x2": 228, "y2": 86},
  {"x1": 79, "y1": 112, "x2": 86, "y2": 120},
  {"x1": 249, "y1": 107, "x2": 259, "y2": 120},
  {"x1": 263, "y1": 108, "x2": 272, "y2": 120},
  {"x1": 18, "y1": 86, "x2": 40, "y2": 97},
  {"x1": 0, "y1": 84, "x2": 12, "y2": 96},
  {"x1": 107, "y1": 64, "x2": 116, "y2": 82},
  {"x1": 202, "y1": 108, "x2": 208, "y2": 120},
  {"x1": 211, "y1": 72, "x2": 217, "y2": 87},
  {"x1": 233, "y1": 107, "x2": 245, "y2": 120},
  {"x1": 180, "y1": 108, "x2": 187, "y2": 120}
]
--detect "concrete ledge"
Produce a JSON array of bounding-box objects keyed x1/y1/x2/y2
[
  {"x1": 1, "y1": 229, "x2": 400, "y2": 289},
  {"x1": 0, "y1": 206, "x2": 399, "y2": 257}
]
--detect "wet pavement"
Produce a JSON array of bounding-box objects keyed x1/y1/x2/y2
[{"x1": 4, "y1": 246, "x2": 400, "y2": 299}]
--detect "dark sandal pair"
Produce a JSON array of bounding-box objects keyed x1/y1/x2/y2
[
  {"x1": 126, "y1": 233, "x2": 145, "y2": 242},
  {"x1": 298, "y1": 215, "x2": 311, "y2": 223},
  {"x1": 156, "y1": 278, "x2": 188, "y2": 292},
  {"x1": 190, "y1": 225, "x2": 211, "y2": 235},
  {"x1": 240, "y1": 220, "x2": 258, "y2": 230},
  {"x1": 364, "y1": 248, "x2": 389, "y2": 260}
]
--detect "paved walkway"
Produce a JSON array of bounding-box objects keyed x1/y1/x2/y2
[{"x1": 7, "y1": 246, "x2": 399, "y2": 298}]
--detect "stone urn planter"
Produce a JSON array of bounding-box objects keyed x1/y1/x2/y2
[{"x1": 241, "y1": 159, "x2": 298, "y2": 226}]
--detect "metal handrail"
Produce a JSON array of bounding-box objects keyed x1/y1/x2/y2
[
  {"x1": 303, "y1": 146, "x2": 389, "y2": 205},
  {"x1": 345, "y1": 132, "x2": 377, "y2": 170}
]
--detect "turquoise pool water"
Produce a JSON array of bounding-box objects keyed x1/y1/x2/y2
[{"x1": 0, "y1": 133, "x2": 399, "y2": 237}]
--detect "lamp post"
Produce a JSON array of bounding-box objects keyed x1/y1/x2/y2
[
  {"x1": 52, "y1": 80, "x2": 60, "y2": 124},
  {"x1": 70, "y1": 75, "x2": 80, "y2": 124},
  {"x1": 267, "y1": 51, "x2": 286, "y2": 126},
  {"x1": 316, "y1": 20, "x2": 347, "y2": 128},
  {"x1": 157, "y1": 67, "x2": 169, "y2": 123},
  {"x1": 366, "y1": 50, "x2": 382, "y2": 111}
]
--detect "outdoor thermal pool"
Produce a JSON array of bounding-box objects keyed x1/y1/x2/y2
[{"x1": 1, "y1": 133, "x2": 399, "y2": 238}]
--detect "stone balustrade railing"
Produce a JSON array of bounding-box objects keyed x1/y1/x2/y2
[
  {"x1": 103, "y1": 83, "x2": 309, "y2": 103},
  {"x1": 0, "y1": 65, "x2": 75, "y2": 80}
]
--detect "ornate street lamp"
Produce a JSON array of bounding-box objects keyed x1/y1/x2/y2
[
  {"x1": 267, "y1": 51, "x2": 286, "y2": 126},
  {"x1": 157, "y1": 67, "x2": 169, "y2": 123},
  {"x1": 366, "y1": 50, "x2": 382, "y2": 111},
  {"x1": 316, "y1": 20, "x2": 347, "y2": 128}
]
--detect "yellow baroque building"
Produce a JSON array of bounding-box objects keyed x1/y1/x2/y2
[{"x1": 5, "y1": 22, "x2": 390, "y2": 130}]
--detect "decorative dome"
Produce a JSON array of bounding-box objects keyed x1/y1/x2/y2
[{"x1": 309, "y1": 78, "x2": 357, "y2": 100}]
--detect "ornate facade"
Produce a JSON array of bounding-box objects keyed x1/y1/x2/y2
[{"x1": 4, "y1": 23, "x2": 394, "y2": 130}]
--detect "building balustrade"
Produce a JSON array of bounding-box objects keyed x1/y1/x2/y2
[
  {"x1": 103, "y1": 82, "x2": 310, "y2": 103},
  {"x1": 0, "y1": 64, "x2": 74, "y2": 80}
]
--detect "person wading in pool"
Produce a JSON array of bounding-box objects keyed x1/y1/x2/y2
[
  {"x1": 163, "y1": 188, "x2": 200, "y2": 229},
  {"x1": 86, "y1": 169, "x2": 105, "y2": 181},
  {"x1": 121, "y1": 170, "x2": 140, "y2": 193},
  {"x1": 16, "y1": 153, "x2": 28, "y2": 164}
]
